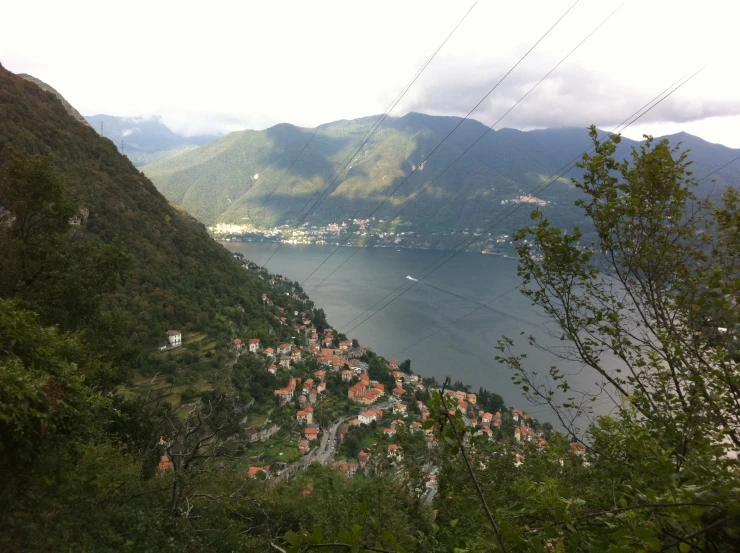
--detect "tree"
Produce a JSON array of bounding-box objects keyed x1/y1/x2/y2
[
  {"x1": 492, "y1": 127, "x2": 740, "y2": 550},
  {"x1": 399, "y1": 359, "x2": 411, "y2": 374}
]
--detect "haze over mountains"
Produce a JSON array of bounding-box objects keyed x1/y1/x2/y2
[
  {"x1": 85, "y1": 114, "x2": 222, "y2": 167},
  {"x1": 140, "y1": 113, "x2": 740, "y2": 247}
]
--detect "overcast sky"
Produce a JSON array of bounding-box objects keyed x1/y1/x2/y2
[{"x1": 3, "y1": 0, "x2": 739, "y2": 147}]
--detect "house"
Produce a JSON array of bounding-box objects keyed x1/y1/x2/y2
[
  {"x1": 297, "y1": 408, "x2": 313, "y2": 425},
  {"x1": 455, "y1": 390, "x2": 467, "y2": 402},
  {"x1": 279, "y1": 355, "x2": 291, "y2": 369},
  {"x1": 467, "y1": 393, "x2": 477, "y2": 405},
  {"x1": 348, "y1": 382, "x2": 368, "y2": 400},
  {"x1": 411, "y1": 421, "x2": 423, "y2": 432},
  {"x1": 277, "y1": 343, "x2": 292, "y2": 355},
  {"x1": 511, "y1": 408, "x2": 523, "y2": 422},
  {"x1": 356, "y1": 389, "x2": 381, "y2": 405},
  {"x1": 384, "y1": 427, "x2": 396, "y2": 437},
  {"x1": 570, "y1": 442, "x2": 586, "y2": 455},
  {"x1": 514, "y1": 454, "x2": 525, "y2": 467},
  {"x1": 536, "y1": 437, "x2": 548, "y2": 447},
  {"x1": 388, "y1": 444, "x2": 404, "y2": 462},
  {"x1": 247, "y1": 466, "x2": 267, "y2": 478},
  {"x1": 492, "y1": 412, "x2": 502, "y2": 428},
  {"x1": 335, "y1": 462, "x2": 358, "y2": 477},
  {"x1": 388, "y1": 359, "x2": 399, "y2": 370},
  {"x1": 393, "y1": 403, "x2": 407, "y2": 415},
  {"x1": 233, "y1": 338, "x2": 243, "y2": 352},
  {"x1": 358, "y1": 409, "x2": 382, "y2": 425},
  {"x1": 349, "y1": 418, "x2": 362, "y2": 427},
  {"x1": 372, "y1": 382, "x2": 385, "y2": 393},
  {"x1": 167, "y1": 330, "x2": 182, "y2": 347},
  {"x1": 341, "y1": 370, "x2": 354, "y2": 382},
  {"x1": 274, "y1": 389, "x2": 293, "y2": 403},
  {"x1": 515, "y1": 425, "x2": 535, "y2": 443},
  {"x1": 481, "y1": 413, "x2": 493, "y2": 426},
  {"x1": 304, "y1": 427, "x2": 319, "y2": 441},
  {"x1": 339, "y1": 340, "x2": 351, "y2": 351},
  {"x1": 358, "y1": 451, "x2": 370, "y2": 467},
  {"x1": 392, "y1": 387, "x2": 406, "y2": 400},
  {"x1": 313, "y1": 370, "x2": 326, "y2": 381},
  {"x1": 298, "y1": 439, "x2": 310, "y2": 455},
  {"x1": 316, "y1": 381, "x2": 326, "y2": 394},
  {"x1": 348, "y1": 359, "x2": 365, "y2": 371},
  {"x1": 248, "y1": 338, "x2": 260, "y2": 353},
  {"x1": 268, "y1": 364, "x2": 277, "y2": 375},
  {"x1": 158, "y1": 455, "x2": 174, "y2": 471},
  {"x1": 291, "y1": 349, "x2": 302, "y2": 362},
  {"x1": 302, "y1": 379, "x2": 314, "y2": 395},
  {"x1": 479, "y1": 428, "x2": 493, "y2": 440},
  {"x1": 264, "y1": 347, "x2": 275, "y2": 357}
]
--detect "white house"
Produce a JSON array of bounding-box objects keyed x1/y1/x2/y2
[
  {"x1": 248, "y1": 338, "x2": 260, "y2": 353},
  {"x1": 358, "y1": 409, "x2": 381, "y2": 425},
  {"x1": 277, "y1": 343, "x2": 292, "y2": 355},
  {"x1": 167, "y1": 330, "x2": 182, "y2": 347}
]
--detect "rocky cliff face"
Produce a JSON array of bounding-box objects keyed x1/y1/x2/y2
[{"x1": 17, "y1": 73, "x2": 91, "y2": 128}]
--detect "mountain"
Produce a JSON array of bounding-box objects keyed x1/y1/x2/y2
[
  {"x1": 85, "y1": 114, "x2": 221, "y2": 166},
  {"x1": 0, "y1": 64, "x2": 269, "y2": 351},
  {"x1": 141, "y1": 113, "x2": 740, "y2": 245},
  {"x1": 17, "y1": 73, "x2": 91, "y2": 127}
]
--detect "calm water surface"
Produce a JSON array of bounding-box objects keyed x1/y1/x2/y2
[{"x1": 222, "y1": 242, "x2": 597, "y2": 422}]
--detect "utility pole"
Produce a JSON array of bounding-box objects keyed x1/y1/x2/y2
[
  {"x1": 120, "y1": 139, "x2": 124, "y2": 155},
  {"x1": 100, "y1": 121, "x2": 103, "y2": 137}
]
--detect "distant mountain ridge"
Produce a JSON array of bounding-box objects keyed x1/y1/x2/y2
[
  {"x1": 141, "y1": 113, "x2": 740, "y2": 246},
  {"x1": 84, "y1": 114, "x2": 222, "y2": 166}
]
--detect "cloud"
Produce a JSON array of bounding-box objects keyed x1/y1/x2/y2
[{"x1": 396, "y1": 58, "x2": 740, "y2": 131}]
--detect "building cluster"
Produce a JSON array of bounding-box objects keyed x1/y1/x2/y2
[{"x1": 229, "y1": 256, "x2": 579, "y2": 480}]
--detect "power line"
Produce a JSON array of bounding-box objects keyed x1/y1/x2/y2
[
  {"x1": 338, "y1": 72, "x2": 692, "y2": 330},
  {"x1": 696, "y1": 152, "x2": 740, "y2": 183},
  {"x1": 306, "y1": 1, "x2": 625, "y2": 294},
  {"x1": 391, "y1": 81, "x2": 728, "y2": 359},
  {"x1": 390, "y1": 284, "x2": 521, "y2": 359},
  {"x1": 340, "y1": 68, "x2": 705, "y2": 336},
  {"x1": 253, "y1": 0, "x2": 481, "y2": 266},
  {"x1": 298, "y1": 0, "x2": 582, "y2": 286}
]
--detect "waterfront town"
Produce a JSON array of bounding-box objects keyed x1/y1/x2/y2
[{"x1": 156, "y1": 252, "x2": 580, "y2": 494}]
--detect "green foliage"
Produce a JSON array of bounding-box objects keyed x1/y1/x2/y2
[{"x1": 142, "y1": 114, "x2": 739, "y2": 249}]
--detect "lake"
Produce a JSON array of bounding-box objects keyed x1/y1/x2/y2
[{"x1": 222, "y1": 242, "x2": 596, "y2": 423}]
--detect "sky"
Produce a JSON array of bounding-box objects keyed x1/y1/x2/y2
[{"x1": 2, "y1": 0, "x2": 740, "y2": 147}]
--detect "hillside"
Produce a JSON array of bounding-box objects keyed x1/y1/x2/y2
[
  {"x1": 0, "y1": 64, "x2": 273, "y2": 355},
  {"x1": 17, "y1": 73, "x2": 91, "y2": 128},
  {"x1": 142, "y1": 113, "x2": 740, "y2": 245},
  {"x1": 85, "y1": 113, "x2": 221, "y2": 166}
]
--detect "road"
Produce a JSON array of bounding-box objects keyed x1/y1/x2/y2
[{"x1": 274, "y1": 400, "x2": 399, "y2": 480}]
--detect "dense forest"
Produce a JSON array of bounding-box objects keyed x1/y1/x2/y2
[{"x1": 2, "y1": 63, "x2": 740, "y2": 552}]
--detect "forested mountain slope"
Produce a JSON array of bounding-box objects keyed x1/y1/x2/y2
[
  {"x1": 0, "y1": 64, "x2": 263, "y2": 351},
  {"x1": 142, "y1": 112, "x2": 740, "y2": 237}
]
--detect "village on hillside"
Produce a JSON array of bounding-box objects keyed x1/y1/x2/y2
[{"x1": 156, "y1": 252, "x2": 583, "y2": 491}]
